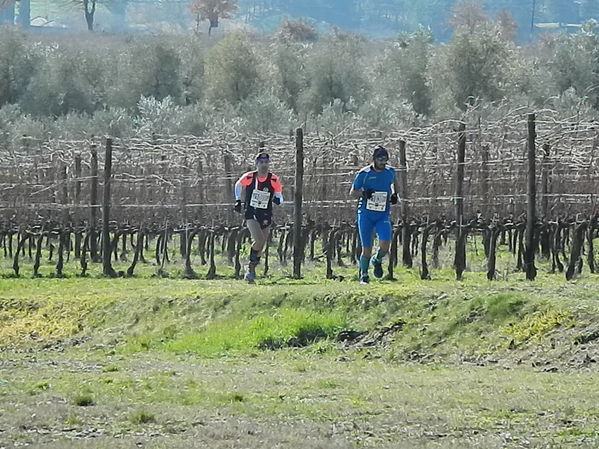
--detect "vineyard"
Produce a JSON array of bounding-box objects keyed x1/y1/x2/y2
[
  {"x1": 0, "y1": 110, "x2": 598, "y2": 281},
  {"x1": 2, "y1": 110, "x2": 599, "y2": 449}
]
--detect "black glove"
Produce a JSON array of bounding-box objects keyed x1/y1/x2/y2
[
  {"x1": 234, "y1": 200, "x2": 242, "y2": 213},
  {"x1": 273, "y1": 196, "x2": 281, "y2": 205},
  {"x1": 362, "y1": 189, "x2": 375, "y2": 200},
  {"x1": 390, "y1": 193, "x2": 398, "y2": 205}
]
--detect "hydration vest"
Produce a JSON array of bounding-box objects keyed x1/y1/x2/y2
[{"x1": 244, "y1": 171, "x2": 275, "y2": 214}]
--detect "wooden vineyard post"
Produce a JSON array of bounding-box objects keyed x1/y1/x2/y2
[
  {"x1": 525, "y1": 113, "x2": 538, "y2": 281},
  {"x1": 481, "y1": 144, "x2": 490, "y2": 217},
  {"x1": 74, "y1": 153, "x2": 82, "y2": 206},
  {"x1": 102, "y1": 138, "x2": 117, "y2": 277},
  {"x1": 90, "y1": 144, "x2": 100, "y2": 262},
  {"x1": 454, "y1": 123, "x2": 467, "y2": 281},
  {"x1": 196, "y1": 157, "x2": 205, "y2": 221},
  {"x1": 293, "y1": 127, "x2": 304, "y2": 279},
  {"x1": 59, "y1": 162, "x2": 69, "y2": 273},
  {"x1": 541, "y1": 143, "x2": 551, "y2": 219},
  {"x1": 398, "y1": 140, "x2": 412, "y2": 268},
  {"x1": 540, "y1": 143, "x2": 552, "y2": 260},
  {"x1": 224, "y1": 151, "x2": 234, "y2": 223},
  {"x1": 588, "y1": 215, "x2": 597, "y2": 274},
  {"x1": 74, "y1": 153, "x2": 82, "y2": 259},
  {"x1": 60, "y1": 163, "x2": 69, "y2": 224},
  {"x1": 180, "y1": 158, "x2": 189, "y2": 259}
]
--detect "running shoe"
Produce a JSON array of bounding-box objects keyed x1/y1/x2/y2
[
  {"x1": 244, "y1": 268, "x2": 256, "y2": 284},
  {"x1": 372, "y1": 258, "x2": 383, "y2": 278}
]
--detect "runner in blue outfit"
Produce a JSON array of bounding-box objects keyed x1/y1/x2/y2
[{"x1": 349, "y1": 146, "x2": 400, "y2": 284}]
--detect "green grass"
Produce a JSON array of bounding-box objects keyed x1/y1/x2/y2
[
  {"x1": 73, "y1": 393, "x2": 95, "y2": 407},
  {"x1": 1, "y1": 268, "x2": 599, "y2": 448},
  {"x1": 161, "y1": 308, "x2": 346, "y2": 356},
  {"x1": 2, "y1": 348, "x2": 598, "y2": 448},
  {"x1": 504, "y1": 309, "x2": 574, "y2": 344},
  {"x1": 1, "y1": 266, "x2": 598, "y2": 359},
  {"x1": 130, "y1": 409, "x2": 156, "y2": 424},
  {"x1": 101, "y1": 365, "x2": 120, "y2": 373}
]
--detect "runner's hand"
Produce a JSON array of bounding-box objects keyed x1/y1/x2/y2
[
  {"x1": 234, "y1": 200, "x2": 242, "y2": 213},
  {"x1": 362, "y1": 189, "x2": 375, "y2": 200},
  {"x1": 273, "y1": 196, "x2": 281, "y2": 205},
  {"x1": 390, "y1": 193, "x2": 398, "y2": 205}
]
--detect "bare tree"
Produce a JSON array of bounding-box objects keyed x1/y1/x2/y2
[
  {"x1": 497, "y1": 9, "x2": 517, "y2": 41},
  {"x1": 276, "y1": 18, "x2": 318, "y2": 42},
  {"x1": 70, "y1": 0, "x2": 98, "y2": 31},
  {"x1": 190, "y1": 0, "x2": 237, "y2": 36},
  {"x1": 17, "y1": 0, "x2": 29, "y2": 28},
  {"x1": 82, "y1": 0, "x2": 97, "y2": 31},
  {"x1": 0, "y1": 0, "x2": 29, "y2": 27},
  {"x1": 0, "y1": 0, "x2": 15, "y2": 25},
  {"x1": 449, "y1": 0, "x2": 488, "y2": 33}
]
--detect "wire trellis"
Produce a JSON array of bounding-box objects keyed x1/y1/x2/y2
[{"x1": 0, "y1": 110, "x2": 598, "y2": 229}]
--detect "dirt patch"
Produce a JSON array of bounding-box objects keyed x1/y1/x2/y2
[
  {"x1": 337, "y1": 320, "x2": 405, "y2": 349},
  {"x1": 497, "y1": 324, "x2": 599, "y2": 373},
  {"x1": 574, "y1": 325, "x2": 599, "y2": 345},
  {"x1": 334, "y1": 318, "x2": 599, "y2": 373}
]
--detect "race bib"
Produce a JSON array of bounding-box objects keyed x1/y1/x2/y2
[
  {"x1": 366, "y1": 191, "x2": 388, "y2": 212},
  {"x1": 250, "y1": 189, "x2": 271, "y2": 209}
]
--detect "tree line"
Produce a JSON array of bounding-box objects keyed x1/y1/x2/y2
[
  {"x1": 239, "y1": 0, "x2": 599, "y2": 41},
  {"x1": 1, "y1": 10, "x2": 599, "y2": 142},
  {"x1": 1, "y1": 0, "x2": 599, "y2": 38}
]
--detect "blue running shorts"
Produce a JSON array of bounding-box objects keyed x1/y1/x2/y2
[{"x1": 357, "y1": 212, "x2": 392, "y2": 247}]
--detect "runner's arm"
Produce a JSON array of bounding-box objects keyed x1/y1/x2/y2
[
  {"x1": 272, "y1": 175, "x2": 284, "y2": 204},
  {"x1": 350, "y1": 172, "x2": 366, "y2": 199},
  {"x1": 235, "y1": 173, "x2": 254, "y2": 201},
  {"x1": 234, "y1": 179, "x2": 244, "y2": 201}
]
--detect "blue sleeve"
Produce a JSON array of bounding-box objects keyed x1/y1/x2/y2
[{"x1": 352, "y1": 171, "x2": 366, "y2": 190}]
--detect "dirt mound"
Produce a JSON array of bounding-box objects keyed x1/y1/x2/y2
[{"x1": 337, "y1": 320, "x2": 405, "y2": 349}]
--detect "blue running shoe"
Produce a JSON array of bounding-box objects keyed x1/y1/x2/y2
[
  {"x1": 244, "y1": 267, "x2": 256, "y2": 284},
  {"x1": 372, "y1": 258, "x2": 383, "y2": 278}
]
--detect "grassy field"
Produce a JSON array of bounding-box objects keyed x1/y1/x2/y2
[{"x1": 1, "y1": 247, "x2": 599, "y2": 448}]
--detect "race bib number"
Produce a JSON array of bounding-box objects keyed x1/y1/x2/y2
[
  {"x1": 250, "y1": 189, "x2": 271, "y2": 209},
  {"x1": 366, "y1": 191, "x2": 388, "y2": 212}
]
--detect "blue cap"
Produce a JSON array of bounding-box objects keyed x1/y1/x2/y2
[
  {"x1": 255, "y1": 152, "x2": 270, "y2": 161},
  {"x1": 373, "y1": 146, "x2": 389, "y2": 159}
]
